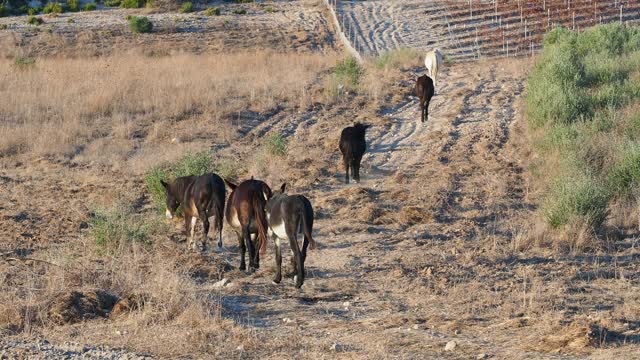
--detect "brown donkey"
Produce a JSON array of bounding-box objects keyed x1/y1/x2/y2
[
  {"x1": 161, "y1": 173, "x2": 226, "y2": 252},
  {"x1": 224, "y1": 178, "x2": 272, "y2": 272},
  {"x1": 266, "y1": 183, "x2": 316, "y2": 288}
]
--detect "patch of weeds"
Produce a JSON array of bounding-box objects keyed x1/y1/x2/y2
[
  {"x1": 233, "y1": 8, "x2": 246, "y2": 15},
  {"x1": 263, "y1": 132, "x2": 287, "y2": 156},
  {"x1": 104, "y1": 0, "x2": 120, "y2": 6},
  {"x1": 375, "y1": 48, "x2": 418, "y2": 69},
  {"x1": 0, "y1": 24, "x2": 7, "y2": 30},
  {"x1": 14, "y1": 56, "x2": 35, "y2": 68},
  {"x1": 83, "y1": 3, "x2": 96, "y2": 11},
  {"x1": 234, "y1": 0, "x2": 253, "y2": 3},
  {"x1": 128, "y1": 16, "x2": 152, "y2": 33},
  {"x1": 66, "y1": 18, "x2": 74, "y2": 23},
  {"x1": 43, "y1": 2, "x2": 63, "y2": 14},
  {"x1": 204, "y1": 7, "x2": 219, "y2": 16},
  {"x1": 334, "y1": 56, "x2": 364, "y2": 90},
  {"x1": 264, "y1": 6, "x2": 274, "y2": 13},
  {"x1": 119, "y1": 0, "x2": 143, "y2": 8},
  {"x1": 66, "y1": 0, "x2": 79, "y2": 12},
  {"x1": 27, "y1": 7, "x2": 41, "y2": 15},
  {"x1": 89, "y1": 201, "x2": 156, "y2": 249},
  {"x1": 26, "y1": 16, "x2": 43, "y2": 25},
  {"x1": 178, "y1": 1, "x2": 192, "y2": 13}
]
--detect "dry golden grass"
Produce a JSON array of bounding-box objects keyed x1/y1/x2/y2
[{"x1": 0, "y1": 51, "x2": 335, "y2": 162}]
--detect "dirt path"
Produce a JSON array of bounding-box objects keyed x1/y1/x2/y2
[{"x1": 209, "y1": 58, "x2": 555, "y2": 358}]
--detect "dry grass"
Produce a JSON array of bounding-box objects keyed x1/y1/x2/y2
[{"x1": 0, "y1": 51, "x2": 335, "y2": 163}]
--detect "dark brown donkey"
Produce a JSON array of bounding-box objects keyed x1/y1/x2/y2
[
  {"x1": 266, "y1": 183, "x2": 316, "y2": 288},
  {"x1": 224, "y1": 178, "x2": 272, "y2": 272},
  {"x1": 415, "y1": 74, "x2": 435, "y2": 123},
  {"x1": 339, "y1": 122, "x2": 371, "y2": 184},
  {"x1": 161, "y1": 173, "x2": 226, "y2": 252}
]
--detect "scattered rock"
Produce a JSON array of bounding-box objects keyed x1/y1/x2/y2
[
  {"x1": 236, "y1": 344, "x2": 245, "y2": 351},
  {"x1": 445, "y1": 340, "x2": 457, "y2": 351},
  {"x1": 282, "y1": 318, "x2": 294, "y2": 324},
  {"x1": 413, "y1": 324, "x2": 420, "y2": 330},
  {"x1": 330, "y1": 343, "x2": 344, "y2": 352},
  {"x1": 213, "y1": 278, "x2": 230, "y2": 288},
  {"x1": 477, "y1": 354, "x2": 487, "y2": 359}
]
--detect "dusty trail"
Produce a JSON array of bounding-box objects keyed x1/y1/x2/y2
[{"x1": 214, "y1": 59, "x2": 547, "y2": 358}]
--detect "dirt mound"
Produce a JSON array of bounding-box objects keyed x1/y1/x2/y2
[
  {"x1": 527, "y1": 320, "x2": 599, "y2": 354},
  {"x1": 110, "y1": 293, "x2": 148, "y2": 318},
  {"x1": 48, "y1": 291, "x2": 118, "y2": 325}
]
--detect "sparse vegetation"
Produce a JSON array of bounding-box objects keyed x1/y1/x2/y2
[
  {"x1": 43, "y1": 2, "x2": 63, "y2": 14},
  {"x1": 526, "y1": 23, "x2": 640, "y2": 239},
  {"x1": 66, "y1": 0, "x2": 79, "y2": 12},
  {"x1": 119, "y1": 0, "x2": 143, "y2": 8},
  {"x1": 375, "y1": 48, "x2": 419, "y2": 70},
  {"x1": 204, "y1": 7, "x2": 220, "y2": 16},
  {"x1": 233, "y1": 7, "x2": 246, "y2": 15},
  {"x1": 14, "y1": 56, "x2": 35, "y2": 67},
  {"x1": 26, "y1": 15, "x2": 43, "y2": 25},
  {"x1": 104, "y1": 0, "x2": 120, "y2": 6},
  {"x1": 264, "y1": 6, "x2": 274, "y2": 13},
  {"x1": 263, "y1": 132, "x2": 287, "y2": 156},
  {"x1": 83, "y1": 2, "x2": 96, "y2": 11},
  {"x1": 234, "y1": 0, "x2": 253, "y2": 3},
  {"x1": 128, "y1": 15, "x2": 153, "y2": 33},
  {"x1": 144, "y1": 151, "x2": 213, "y2": 212},
  {"x1": 89, "y1": 201, "x2": 153, "y2": 249},
  {"x1": 178, "y1": 1, "x2": 192, "y2": 13}
]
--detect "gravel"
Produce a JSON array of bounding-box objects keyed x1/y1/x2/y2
[{"x1": 0, "y1": 339, "x2": 154, "y2": 359}]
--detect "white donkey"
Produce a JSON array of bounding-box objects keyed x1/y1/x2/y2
[{"x1": 424, "y1": 48, "x2": 443, "y2": 88}]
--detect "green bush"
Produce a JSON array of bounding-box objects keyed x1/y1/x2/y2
[
  {"x1": 90, "y1": 201, "x2": 153, "y2": 249},
  {"x1": 14, "y1": 56, "x2": 35, "y2": 67},
  {"x1": 335, "y1": 56, "x2": 364, "y2": 89},
  {"x1": 375, "y1": 48, "x2": 418, "y2": 70},
  {"x1": 43, "y1": 2, "x2": 63, "y2": 13},
  {"x1": 144, "y1": 151, "x2": 215, "y2": 212},
  {"x1": 26, "y1": 15, "x2": 43, "y2": 25},
  {"x1": 544, "y1": 175, "x2": 610, "y2": 229},
  {"x1": 0, "y1": 5, "x2": 8, "y2": 16},
  {"x1": 27, "y1": 7, "x2": 41, "y2": 15},
  {"x1": 527, "y1": 23, "x2": 640, "y2": 234},
  {"x1": 120, "y1": 0, "x2": 143, "y2": 8},
  {"x1": 233, "y1": 8, "x2": 246, "y2": 14},
  {"x1": 264, "y1": 132, "x2": 287, "y2": 156},
  {"x1": 264, "y1": 6, "x2": 274, "y2": 13},
  {"x1": 179, "y1": 1, "x2": 192, "y2": 13},
  {"x1": 104, "y1": 0, "x2": 120, "y2": 6},
  {"x1": 66, "y1": 0, "x2": 79, "y2": 11},
  {"x1": 83, "y1": 3, "x2": 96, "y2": 10},
  {"x1": 204, "y1": 7, "x2": 220, "y2": 16},
  {"x1": 128, "y1": 16, "x2": 153, "y2": 33}
]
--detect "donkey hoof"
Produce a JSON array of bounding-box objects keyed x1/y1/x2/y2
[{"x1": 271, "y1": 279, "x2": 281, "y2": 285}]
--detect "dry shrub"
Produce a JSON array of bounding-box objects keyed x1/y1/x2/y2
[
  {"x1": 0, "y1": 51, "x2": 335, "y2": 160},
  {"x1": 48, "y1": 290, "x2": 118, "y2": 325}
]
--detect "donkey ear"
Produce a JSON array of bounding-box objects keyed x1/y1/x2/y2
[
  {"x1": 160, "y1": 180, "x2": 169, "y2": 189},
  {"x1": 223, "y1": 178, "x2": 237, "y2": 190},
  {"x1": 280, "y1": 183, "x2": 286, "y2": 193}
]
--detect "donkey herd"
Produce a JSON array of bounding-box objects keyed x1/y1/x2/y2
[{"x1": 158, "y1": 50, "x2": 442, "y2": 289}]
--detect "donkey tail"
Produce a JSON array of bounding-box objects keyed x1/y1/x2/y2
[
  {"x1": 252, "y1": 195, "x2": 269, "y2": 255},
  {"x1": 301, "y1": 207, "x2": 316, "y2": 250}
]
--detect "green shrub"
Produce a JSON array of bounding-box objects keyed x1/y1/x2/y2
[
  {"x1": 264, "y1": 6, "x2": 274, "y2": 13},
  {"x1": 128, "y1": 15, "x2": 153, "y2": 33},
  {"x1": 544, "y1": 175, "x2": 610, "y2": 229},
  {"x1": 0, "y1": 24, "x2": 7, "y2": 29},
  {"x1": 26, "y1": 15, "x2": 43, "y2": 25},
  {"x1": 66, "y1": 0, "x2": 79, "y2": 11},
  {"x1": 204, "y1": 7, "x2": 220, "y2": 16},
  {"x1": 264, "y1": 132, "x2": 287, "y2": 156},
  {"x1": 144, "y1": 151, "x2": 216, "y2": 212},
  {"x1": 120, "y1": 0, "x2": 143, "y2": 8},
  {"x1": 14, "y1": 56, "x2": 35, "y2": 67},
  {"x1": 233, "y1": 8, "x2": 246, "y2": 14},
  {"x1": 43, "y1": 2, "x2": 63, "y2": 13},
  {"x1": 27, "y1": 7, "x2": 41, "y2": 15},
  {"x1": 0, "y1": 5, "x2": 8, "y2": 16},
  {"x1": 335, "y1": 56, "x2": 364, "y2": 89},
  {"x1": 608, "y1": 145, "x2": 640, "y2": 195},
  {"x1": 67, "y1": 17, "x2": 74, "y2": 23},
  {"x1": 235, "y1": 0, "x2": 253, "y2": 3},
  {"x1": 178, "y1": 1, "x2": 192, "y2": 13},
  {"x1": 90, "y1": 202, "x2": 153, "y2": 249},
  {"x1": 83, "y1": 2, "x2": 96, "y2": 10},
  {"x1": 104, "y1": 0, "x2": 120, "y2": 6},
  {"x1": 375, "y1": 48, "x2": 418, "y2": 70}
]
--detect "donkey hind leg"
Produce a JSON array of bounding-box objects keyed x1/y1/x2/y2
[
  {"x1": 237, "y1": 232, "x2": 246, "y2": 271},
  {"x1": 272, "y1": 234, "x2": 282, "y2": 284},
  {"x1": 343, "y1": 158, "x2": 350, "y2": 184},
  {"x1": 287, "y1": 221, "x2": 304, "y2": 288},
  {"x1": 352, "y1": 158, "x2": 361, "y2": 183},
  {"x1": 251, "y1": 233, "x2": 260, "y2": 270},
  {"x1": 189, "y1": 217, "x2": 198, "y2": 251},
  {"x1": 243, "y1": 225, "x2": 256, "y2": 272}
]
